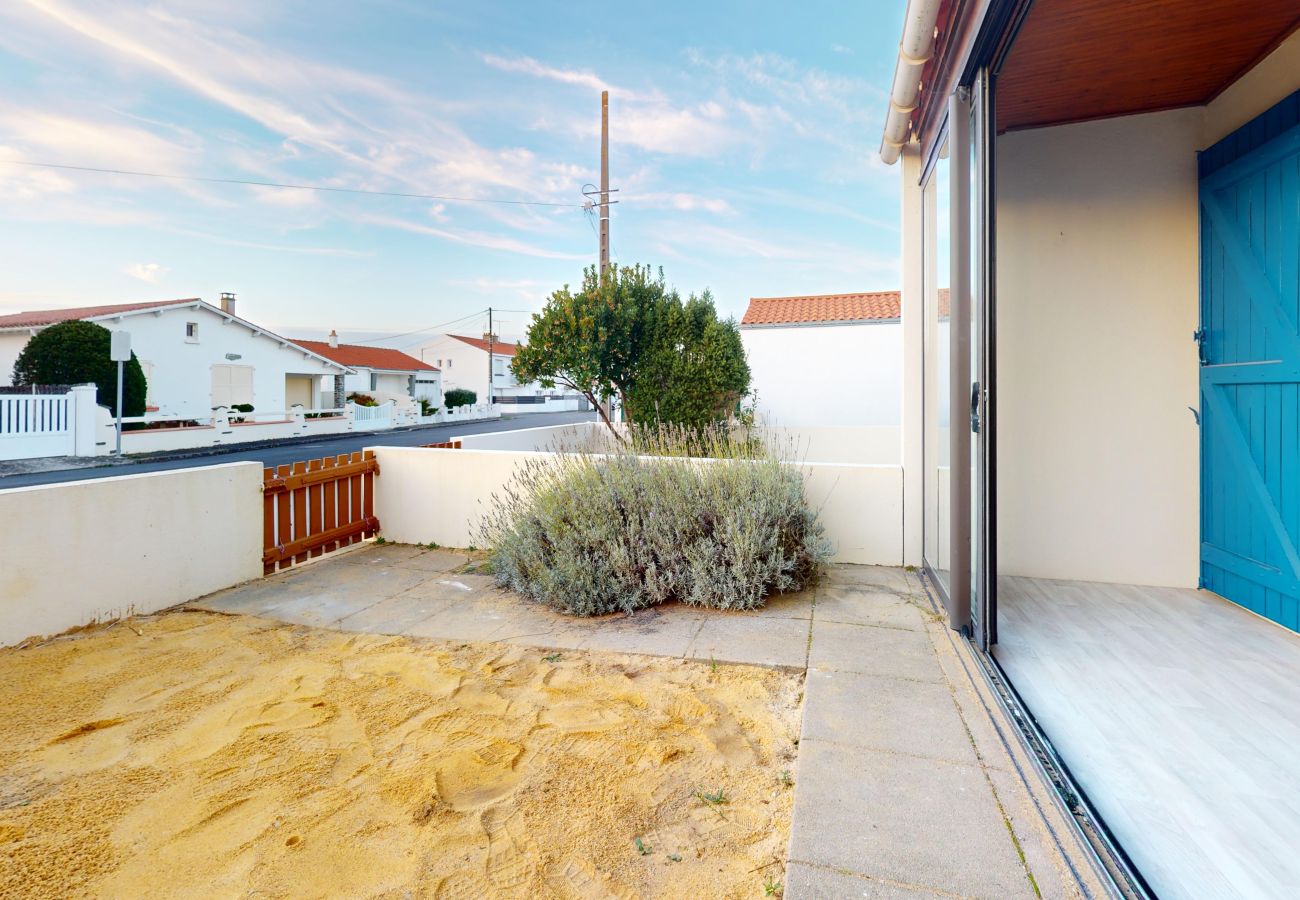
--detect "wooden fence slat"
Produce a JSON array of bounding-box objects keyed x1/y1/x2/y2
[
  {"x1": 361, "y1": 449, "x2": 375, "y2": 538},
  {"x1": 263, "y1": 468, "x2": 276, "y2": 576},
  {"x1": 349, "y1": 451, "x2": 363, "y2": 544},
  {"x1": 321, "y1": 456, "x2": 337, "y2": 554},
  {"x1": 307, "y1": 458, "x2": 324, "y2": 558},
  {"x1": 275, "y1": 464, "x2": 292, "y2": 574},
  {"x1": 290, "y1": 461, "x2": 308, "y2": 565}
]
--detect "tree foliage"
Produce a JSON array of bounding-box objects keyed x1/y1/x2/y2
[
  {"x1": 11, "y1": 320, "x2": 147, "y2": 417},
  {"x1": 444, "y1": 388, "x2": 476, "y2": 409},
  {"x1": 512, "y1": 265, "x2": 749, "y2": 434}
]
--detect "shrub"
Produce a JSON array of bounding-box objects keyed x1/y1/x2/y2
[
  {"x1": 445, "y1": 388, "x2": 476, "y2": 409},
  {"x1": 11, "y1": 320, "x2": 147, "y2": 417},
  {"x1": 347, "y1": 392, "x2": 377, "y2": 407},
  {"x1": 418, "y1": 397, "x2": 439, "y2": 416},
  {"x1": 478, "y1": 426, "x2": 830, "y2": 616}
]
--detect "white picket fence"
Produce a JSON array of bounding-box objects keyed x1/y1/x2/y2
[
  {"x1": 349, "y1": 400, "x2": 395, "y2": 429},
  {"x1": 0, "y1": 389, "x2": 88, "y2": 461}
]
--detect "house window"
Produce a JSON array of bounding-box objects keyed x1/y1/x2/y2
[
  {"x1": 369, "y1": 373, "x2": 378, "y2": 391},
  {"x1": 185, "y1": 322, "x2": 199, "y2": 342}
]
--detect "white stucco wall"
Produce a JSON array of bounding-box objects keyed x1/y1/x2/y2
[
  {"x1": 371, "y1": 445, "x2": 903, "y2": 565},
  {"x1": 742, "y1": 321, "x2": 903, "y2": 428},
  {"x1": 0, "y1": 462, "x2": 263, "y2": 646},
  {"x1": 994, "y1": 108, "x2": 1202, "y2": 587},
  {"x1": 0, "y1": 332, "x2": 26, "y2": 385},
  {"x1": 1202, "y1": 28, "x2": 1300, "y2": 147}
]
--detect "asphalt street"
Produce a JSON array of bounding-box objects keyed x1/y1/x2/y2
[{"x1": 0, "y1": 410, "x2": 596, "y2": 490}]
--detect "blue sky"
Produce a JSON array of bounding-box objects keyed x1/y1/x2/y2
[{"x1": 0, "y1": 0, "x2": 903, "y2": 348}]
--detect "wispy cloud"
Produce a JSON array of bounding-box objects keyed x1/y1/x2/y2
[
  {"x1": 359, "y1": 214, "x2": 586, "y2": 260},
  {"x1": 124, "y1": 262, "x2": 167, "y2": 283},
  {"x1": 480, "y1": 54, "x2": 613, "y2": 95}
]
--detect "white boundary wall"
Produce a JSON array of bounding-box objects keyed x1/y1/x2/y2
[
  {"x1": 0, "y1": 462, "x2": 263, "y2": 646},
  {"x1": 371, "y1": 446, "x2": 903, "y2": 565}
]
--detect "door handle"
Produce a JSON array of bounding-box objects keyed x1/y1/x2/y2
[{"x1": 970, "y1": 381, "x2": 981, "y2": 434}]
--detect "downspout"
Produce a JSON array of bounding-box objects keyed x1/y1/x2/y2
[{"x1": 880, "y1": 0, "x2": 944, "y2": 164}]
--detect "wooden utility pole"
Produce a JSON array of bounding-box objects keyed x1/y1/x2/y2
[
  {"x1": 599, "y1": 90, "x2": 610, "y2": 278},
  {"x1": 486, "y1": 307, "x2": 494, "y2": 406}
]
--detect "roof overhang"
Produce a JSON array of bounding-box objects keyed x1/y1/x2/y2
[{"x1": 881, "y1": 0, "x2": 1300, "y2": 165}]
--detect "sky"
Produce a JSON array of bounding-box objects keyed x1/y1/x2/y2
[{"x1": 0, "y1": 0, "x2": 904, "y2": 349}]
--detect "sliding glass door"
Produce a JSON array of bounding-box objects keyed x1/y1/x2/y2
[{"x1": 923, "y1": 69, "x2": 995, "y2": 646}]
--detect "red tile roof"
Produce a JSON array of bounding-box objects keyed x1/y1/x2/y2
[
  {"x1": 0, "y1": 299, "x2": 198, "y2": 329},
  {"x1": 449, "y1": 334, "x2": 517, "y2": 356},
  {"x1": 741, "y1": 292, "x2": 901, "y2": 326},
  {"x1": 293, "y1": 340, "x2": 437, "y2": 372}
]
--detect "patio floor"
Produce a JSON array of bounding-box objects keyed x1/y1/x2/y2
[
  {"x1": 191, "y1": 543, "x2": 1112, "y2": 898},
  {"x1": 997, "y1": 575, "x2": 1300, "y2": 900}
]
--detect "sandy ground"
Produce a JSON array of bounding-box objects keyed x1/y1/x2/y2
[{"x1": 0, "y1": 611, "x2": 802, "y2": 899}]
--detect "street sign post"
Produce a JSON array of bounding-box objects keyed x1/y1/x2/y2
[{"x1": 110, "y1": 331, "x2": 131, "y2": 456}]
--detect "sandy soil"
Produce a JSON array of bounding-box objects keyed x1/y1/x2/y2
[{"x1": 0, "y1": 612, "x2": 803, "y2": 898}]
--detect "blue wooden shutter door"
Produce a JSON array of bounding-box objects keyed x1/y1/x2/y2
[{"x1": 1199, "y1": 102, "x2": 1300, "y2": 634}]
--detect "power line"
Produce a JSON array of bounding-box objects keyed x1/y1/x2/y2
[
  {"x1": 2, "y1": 160, "x2": 586, "y2": 209},
  {"x1": 350, "y1": 308, "x2": 488, "y2": 345}
]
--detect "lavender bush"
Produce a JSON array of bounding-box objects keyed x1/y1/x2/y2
[{"x1": 478, "y1": 425, "x2": 831, "y2": 616}]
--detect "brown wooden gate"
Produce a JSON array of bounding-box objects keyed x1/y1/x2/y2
[{"x1": 262, "y1": 450, "x2": 379, "y2": 574}]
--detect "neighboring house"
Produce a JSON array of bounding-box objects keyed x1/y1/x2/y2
[
  {"x1": 740, "y1": 291, "x2": 908, "y2": 427},
  {"x1": 295, "y1": 331, "x2": 441, "y2": 408},
  {"x1": 412, "y1": 333, "x2": 543, "y2": 404},
  {"x1": 0, "y1": 294, "x2": 349, "y2": 418},
  {"x1": 882, "y1": 2, "x2": 1300, "y2": 898}
]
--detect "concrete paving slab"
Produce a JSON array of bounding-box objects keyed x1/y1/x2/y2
[
  {"x1": 814, "y1": 586, "x2": 927, "y2": 631},
  {"x1": 788, "y1": 740, "x2": 1036, "y2": 900},
  {"x1": 801, "y1": 669, "x2": 976, "y2": 764},
  {"x1": 335, "y1": 592, "x2": 456, "y2": 635},
  {"x1": 688, "y1": 613, "x2": 811, "y2": 669},
  {"x1": 253, "y1": 590, "x2": 383, "y2": 628},
  {"x1": 332, "y1": 544, "x2": 428, "y2": 566},
  {"x1": 746, "y1": 588, "x2": 816, "y2": 620},
  {"x1": 784, "y1": 862, "x2": 953, "y2": 899},
  {"x1": 396, "y1": 572, "x2": 497, "y2": 603},
  {"x1": 575, "y1": 606, "x2": 705, "y2": 659},
  {"x1": 384, "y1": 548, "x2": 473, "y2": 573},
  {"x1": 808, "y1": 620, "x2": 941, "y2": 683},
  {"x1": 822, "y1": 565, "x2": 914, "y2": 595}
]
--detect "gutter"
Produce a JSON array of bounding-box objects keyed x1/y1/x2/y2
[{"x1": 881, "y1": 0, "x2": 944, "y2": 164}]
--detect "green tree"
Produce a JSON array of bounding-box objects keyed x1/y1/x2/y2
[
  {"x1": 512, "y1": 264, "x2": 750, "y2": 435},
  {"x1": 624, "y1": 289, "x2": 750, "y2": 429},
  {"x1": 444, "y1": 388, "x2": 477, "y2": 409},
  {"x1": 11, "y1": 320, "x2": 147, "y2": 417}
]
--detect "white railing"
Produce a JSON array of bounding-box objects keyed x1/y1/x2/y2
[
  {"x1": 0, "y1": 390, "x2": 77, "y2": 461},
  {"x1": 349, "y1": 400, "x2": 394, "y2": 428}
]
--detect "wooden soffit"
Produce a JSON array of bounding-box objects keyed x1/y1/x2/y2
[{"x1": 996, "y1": 0, "x2": 1300, "y2": 132}]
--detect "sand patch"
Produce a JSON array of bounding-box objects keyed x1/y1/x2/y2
[{"x1": 0, "y1": 612, "x2": 802, "y2": 898}]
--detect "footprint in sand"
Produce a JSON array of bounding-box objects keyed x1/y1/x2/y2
[{"x1": 481, "y1": 806, "x2": 534, "y2": 889}]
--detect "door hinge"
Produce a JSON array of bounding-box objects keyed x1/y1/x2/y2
[{"x1": 1192, "y1": 328, "x2": 1209, "y2": 366}]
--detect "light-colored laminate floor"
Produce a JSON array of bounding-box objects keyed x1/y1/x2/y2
[{"x1": 996, "y1": 576, "x2": 1300, "y2": 900}]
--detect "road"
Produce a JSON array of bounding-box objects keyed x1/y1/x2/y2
[{"x1": 0, "y1": 410, "x2": 596, "y2": 490}]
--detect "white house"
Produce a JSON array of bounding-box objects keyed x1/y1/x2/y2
[
  {"x1": 295, "y1": 331, "x2": 441, "y2": 408},
  {"x1": 0, "y1": 294, "x2": 349, "y2": 418},
  {"x1": 412, "y1": 333, "x2": 542, "y2": 404},
  {"x1": 740, "y1": 292, "x2": 909, "y2": 428}
]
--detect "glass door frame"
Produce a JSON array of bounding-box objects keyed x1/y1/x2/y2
[{"x1": 965, "y1": 68, "x2": 996, "y2": 649}]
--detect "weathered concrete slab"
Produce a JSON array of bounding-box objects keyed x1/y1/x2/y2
[
  {"x1": 808, "y1": 619, "x2": 941, "y2": 683},
  {"x1": 800, "y1": 669, "x2": 976, "y2": 764},
  {"x1": 784, "y1": 862, "x2": 952, "y2": 898},
  {"x1": 814, "y1": 585, "x2": 927, "y2": 631},
  {"x1": 788, "y1": 741, "x2": 1036, "y2": 899},
  {"x1": 688, "y1": 613, "x2": 811, "y2": 669}
]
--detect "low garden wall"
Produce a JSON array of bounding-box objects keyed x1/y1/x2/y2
[
  {"x1": 370, "y1": 445, "x2": 903, "y2": 565},
  {"x1": 0, "y1": 462, "x2": 263, "y2": 647}
]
